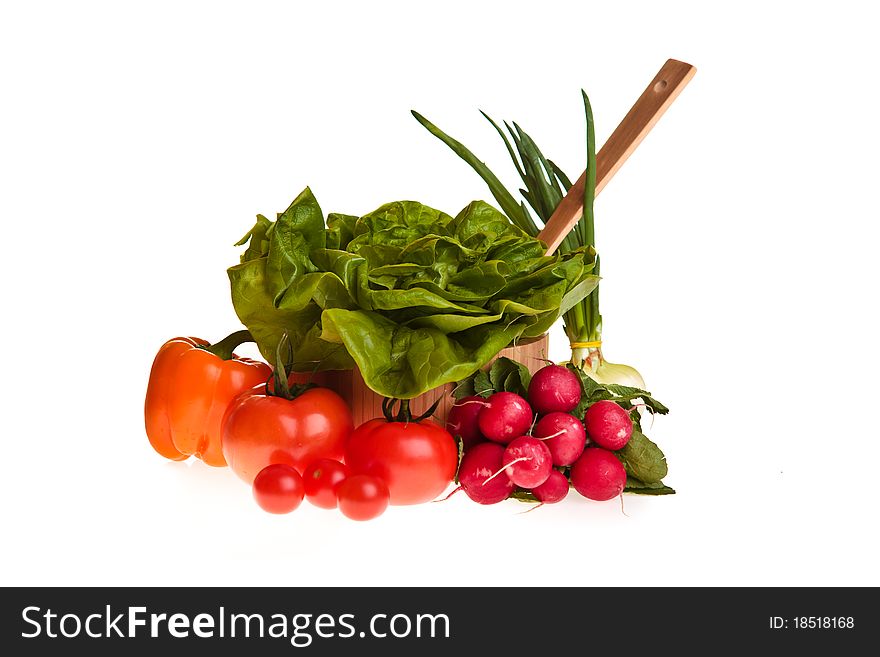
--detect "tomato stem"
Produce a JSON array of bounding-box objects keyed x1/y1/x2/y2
[
  {"x1": 398, "y1": 399, "x2": 411, "y2": 422},
  {"x1": 381, "y1": 397, "x2": 441, "y2": 423},
  {"x1": 202, "y1": 329, "x2": 254, "y2": 360},
  {"x1": 412, "y1": 398, "x2": 442, "y2": 423},
  {"x1": 266, "y1": 333, "x2": 315, "y2": 401},
  {"x1": 382, "y1": 398, "x2": 412, "y2": 423}
]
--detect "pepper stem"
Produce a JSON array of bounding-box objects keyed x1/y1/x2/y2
[{"x1": 203, "y1": 329, "x2": 254, "y2": 360}]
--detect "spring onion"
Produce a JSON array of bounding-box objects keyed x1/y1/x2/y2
[{"x1": 412, "y1": 92, "x2": 646, "y2": 387}]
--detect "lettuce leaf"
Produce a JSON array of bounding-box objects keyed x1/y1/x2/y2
[
  {"x1": 227, "y1": 258, "x2": 355, "y2": 371},
  {"x1": 320, "y1": 309, "x2": 524, "y2": 398}
]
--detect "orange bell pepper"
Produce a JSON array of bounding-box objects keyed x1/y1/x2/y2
[{"x1": 144, "y1": 330, "x2": 271, "y2": 466}]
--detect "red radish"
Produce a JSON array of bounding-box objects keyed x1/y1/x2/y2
[
  {"x1": 458, "y1": 443, "x2": 515, "y2": 504},
  {"x1": 527, "y1": 364, "x2": 581, "y2": 414},
  {"x1": 501, "y1": 436, "x2": 552, "y2": 488},
  {"x1": 570, "y1": 447, "x2": 626, "y2": 501},
  {"x1": 446, "y1": 396, "x2": 486, "y2": 450},
  {"x1": 584, "y1": 400, "x2": 633, "y2": 450},
  {"x1": 477, "y1": 392, "x2": 533, "y2": 444},
  {"x1": 532, "y1": 469, "x2": 570, "y2": 504},
  {"x1": 533, "y1": 412, "x2": 587, "y2": 466}
]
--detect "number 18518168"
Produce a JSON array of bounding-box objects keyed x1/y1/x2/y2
[{"x1": 770, "y1": 617, "x2": 855, "y2": 630}]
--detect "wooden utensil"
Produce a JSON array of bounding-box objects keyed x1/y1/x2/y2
[{"x1": 537, "y1": 58, "x2": 696, "y2": 255}]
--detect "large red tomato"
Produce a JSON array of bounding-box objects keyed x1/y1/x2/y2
[
  {"x1": 222, "y1": 386, "x2": 353, "y2": 484},
  {"x1": 345, "y1": 418, "x2": 458, "y2": 506}
]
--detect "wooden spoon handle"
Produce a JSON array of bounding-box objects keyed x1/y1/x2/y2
[{"x1": 538, "y1": 58, "x2": 696, "y2": 255}]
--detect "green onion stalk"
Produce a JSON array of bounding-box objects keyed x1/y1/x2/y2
[
  {"x1": 412, "y1": 93, "x2": 645, "y2": 387},
  {"x1": 567, "y1": 94, "x2": 645, "y2": 388}
]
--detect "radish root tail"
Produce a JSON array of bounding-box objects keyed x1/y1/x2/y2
[
  {"x1": 434, "y1": 486, "x2": 462, "y2": 502},
  {"x1": 535, "y1": 429, "x2": 566, "y2": 441},
  {"x1": 482, "y1": 456, "x2": 530, "y2": 486}
]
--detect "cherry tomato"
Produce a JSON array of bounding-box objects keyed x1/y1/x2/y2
[
  {"x1": 222, "y1": 387, "x2": 353, "y2": 484},
  {"x1": 336, "y1": 475, "x2": 389, "y2": 521},
  {"x1": 252, "y1": 464, "x2": 305, "y2": 514},
  {"x1": 302, "y1": 459, "x2": 349, "y2": 509},
  {"x1": 345, "y1": 418, "x2": 457, "y2": 505}
]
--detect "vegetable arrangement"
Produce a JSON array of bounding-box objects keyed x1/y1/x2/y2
[{"x1": 143, "y1": 77, "x2": 684, "y2": 520}]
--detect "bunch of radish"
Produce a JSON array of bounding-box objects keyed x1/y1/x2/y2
[{"x1": 448, "y1": 364, "x2": 635, "y2": 506}]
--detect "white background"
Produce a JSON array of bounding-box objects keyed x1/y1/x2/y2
[{"x1": 1, "y1": 0, "x2": 878, "y2": 587}]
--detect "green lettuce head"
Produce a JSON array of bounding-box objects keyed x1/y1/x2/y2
[{"x1": 229, "y1": 187, "x2": 597, "y2": 398}]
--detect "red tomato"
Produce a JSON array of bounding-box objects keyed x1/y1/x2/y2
[
  {"x1": 336, "y1": 475, "x2": 389, "y2": 521},
  {"x1": 302, "y1": 459, "x2": 349, "y2": 509},
  {"x1": 252, "y1": 464, "x2": 305, "y2": 514},
  {"x1": 222, "y1": 387, "x2": 353, "y2": 484},
  {"x1": 345, "y1": 418, "x2": 457, "y2": 505}
]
